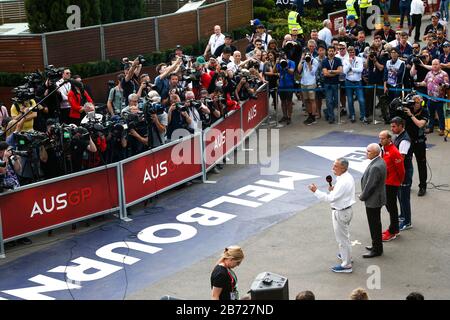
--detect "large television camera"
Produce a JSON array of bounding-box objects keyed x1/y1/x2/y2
[
  {"x1": 389, "y1": 91, "x2": 417, "y2": 119},
  {"x1": 11, "y1": 84, "x2": 36, "y2": 103}
]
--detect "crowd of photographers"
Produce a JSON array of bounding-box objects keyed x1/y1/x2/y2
[
  {"x1": 0, "y1": 25, "x2": 268, "y2": 192},
  {"x1": 2, "y1": 13, "x2": 450, "y2": 192}
]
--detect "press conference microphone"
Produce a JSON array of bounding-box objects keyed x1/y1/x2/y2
[{"x1": 326, "y1": 175, "x2": 333, "y2": 187}]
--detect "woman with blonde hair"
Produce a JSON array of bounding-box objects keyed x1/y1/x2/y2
[{"x1": 211, "y1": 246, "x2": 244, "y2": 300}]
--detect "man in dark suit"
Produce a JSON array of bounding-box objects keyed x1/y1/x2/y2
[{"x1": 359, "y1": 143, "x2": 387, "y2": 258}]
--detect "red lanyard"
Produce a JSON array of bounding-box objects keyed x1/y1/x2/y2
[{"x1": 227, "y1": 269, "x2": 236, "y2": 291}]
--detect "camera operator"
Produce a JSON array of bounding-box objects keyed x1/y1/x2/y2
[
  {"x1": 415, "y1": 59, "x2": 450, "y2": 136},
  {"x1": 140, "y1": 94, "x2": 168, "y2": 149},
  {"x1": 298, "y1": 49, "x2": 319, "y2": 125},
  {"x1": 410, "y1": 48, "x2": 432, "y2": 94},
  {"x1": 136, "y1": 73, "x2": 154, "y2": 100},
  {"x1": 39, "y1": 119, "x2": 65, "y2": 179},
  {"x1": 282, "y1": 35, "x2": 302, "y2": 69},
  {"x1": 398, "y1": 95, "x2": 429, "y2": 197},
  {"x1": 107, "y1": 74, "x2": 125, "y2": 116},
  {"x1": 217, "y1": 46, "x2": 234, "y2": 67},
  {"x1": 69, "y1": 126, "x2": 98, "y2": 173},
  {"x1": 167, "y1": 92, "x2": 195, "y2": 141},
  {"x1": 121, "y1": 57, "x2": 142, "y2": 104},
  {"x1": 0, "y1": 141, "x2": 22, "y2": 190},
  {"x1": 201, "y1": 89, "x2": 222, "y2": 127},
  {"x1": 10, "y1": 97, "x2": 38, "y2": 132},
  {"x1": 56, "y1": 69, "x2": 72, "y2": 124},
  {"x1": 365, "y1": 44, "x2": 388, "y2": 120},
  {"x1": 276, "y1": 52, "x2": 296, "y2": 125},
  {"x1": 234, "y1": 69, "x2": 254, "y2": 102},
  {"x1": 154, "y1": 57, "x2": 184, "y2": 104},
  {"x1": 81, "y1": 102, "x2": 107, "y2": 169}
]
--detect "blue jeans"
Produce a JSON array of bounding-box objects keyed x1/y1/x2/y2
[
  {"x1": 427, "y1": 100, "x2": 445, "y2": 131},
  {"x1": 440, "y1": 0, "x2": 449, "y2": 21},
  {"x1": 345, "y1": 80, "x2": 366, "y2": 119},
  {"x1": 398, "y1": 158, "x2": 413, "y2": 225},
  {"x1": 324, "y1": 83, "x2": 338, "y2": 121},
  {"x1": 399, "y1": 2, "x2": 411, "y2": 27}
]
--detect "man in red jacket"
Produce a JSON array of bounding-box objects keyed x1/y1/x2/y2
[{"x1": 379, "y1": 130, "x2": 405, "y2": 241}]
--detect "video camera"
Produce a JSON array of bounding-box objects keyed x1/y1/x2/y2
[
  {"x1": 45, "y1": 65, "x2": 65, "y2": 83},
  {"x1": 12, "y1": 84, "x2": 36, "y2": 103},
  {"x1": 14, "y1": 131, "x2": 49, "y2": 150},
  {"x1": 390, "y1": 91, "x2": 417, "y2": 118},
  {"x1": 122, "y1": 55, "x2": 146, "y2": 67},
  {"x1": 182, "y1": 68, "x2": 201, "y2": 83},
  {"x1": 144, "y1": 101, "x2": 165, "y2": 117}
]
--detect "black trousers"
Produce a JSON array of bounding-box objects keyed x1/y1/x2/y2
[
  {"x1": 386, "y1": 185, "x2": 400, "y2": 234},
  {"x1": 411, "y1": 141, "x2": 427, "y2": 190},
  {"x1": 366, "y1": 206, "x2": 383, "y2": 254},
  {"x1": 411, "y1": 14, "x2": 422, "y2": 42},
  {"x1": 59, "y1": 108, "x2": 71, "y2": 124}
]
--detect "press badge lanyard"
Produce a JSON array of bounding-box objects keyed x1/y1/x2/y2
[{"x1": 227, "y1": 269, "x2": 237, "y2": 291}]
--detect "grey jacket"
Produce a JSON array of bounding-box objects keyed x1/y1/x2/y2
[{"x1": 360, "y1": 156, "x2": 387, "y2": 208}]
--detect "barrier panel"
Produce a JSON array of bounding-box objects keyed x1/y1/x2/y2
[
  {"x1": 120, "y1": 133, "x2": 203, "y2": 208},
  {"x1": 241, "y1": 89, "x2": 269, "y2": 135},
  {"x1": 0, "y1": 165, "x2": 120, "y2": 242},
  {"x1": 328, "y1": 9, "x2": 347, "y2": 36},
  {"x1": 203, "y1": 109, "x2": 242, "y2": 171}
]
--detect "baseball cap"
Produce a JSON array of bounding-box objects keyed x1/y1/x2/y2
[
  {"x1": 196, "y1": 56, "x2": 207, "y2": 65},
  {"x1": 391, "y1": 47, "x2": 400, "y2": 54},
  {"x1": 443, "y1": 41, "x2": 450, "y2": 47},
  {"x1": 432, "y1": 12, "x2": 440, "y2": 18},
  {"x1": 383, "y1": 21, "x2": 391, "y2": 27},
  {"x1": 224, "y1": 33, "x2": 232, "y2": 39},
  {"x1": 256, "y1": 24, "x2": 265, "y2": 29},
  {"x1": 347, "y1": 15, "x2": 356, "y2": 20},
  {"x1": 175, "y1": 44, "x2": 183, "y2": 51},
  {"x1": 251, "y1": 19, "x2": 261, "y2": 26}
]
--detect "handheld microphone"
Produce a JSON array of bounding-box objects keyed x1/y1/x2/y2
[{"x1": 326, "y1": 175, "x2": 333, "y2": 187}]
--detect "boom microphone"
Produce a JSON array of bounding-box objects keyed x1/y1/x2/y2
[{"x1": 326, "y1": 175, "x2": 333, "y2": 187}]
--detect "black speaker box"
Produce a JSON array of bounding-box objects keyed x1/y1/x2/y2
[{"x1": 249, "y1": 272, "x2": 289, "y2": 300}]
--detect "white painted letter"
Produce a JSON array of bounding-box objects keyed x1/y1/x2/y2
[
  {"x1": 202, "y1": 196, "x2": 262, "y2": 209},
  {"x1": 255, "y1": 171, "x2": 318, "y2": 190},
  {"x1": 229, "y1": 185, "x2": 287, "y2": 202},
  {"x1": 2, "y1": 275, "x2": 81, "y2": 300},
  {"x1": 138, "y1": 223, "x2": 197, "y2": 244},
  {"x1": 49, "y1": 257, "x2": 122, "y2": 282},
  {"x1": 96, "y1": 242, "x2": 162, "y2": 265},
  {"x1": 177, "y1": 208, "x2": 236, "y2": 226}
]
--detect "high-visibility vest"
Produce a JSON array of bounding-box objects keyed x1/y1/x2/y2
[
  {"x1": 288, "y1": 11, "x2": 303, "y2": 34},
  {"x1": 359, "y1": 0, "x2": 372, "y2": 9},
  {"x1": 346, "y1": 0, "x2": 358, "y2": 19}
]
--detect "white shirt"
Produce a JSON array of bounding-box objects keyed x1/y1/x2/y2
[
  {"x1": 299, "y1": 58, "x2": 319, "y2": 85},
  {"x1": 56, "y1": 78, "x2": 71, "y2": 109},
  {"x1": 318, "y1": 27, "x2": 333, "y2": 47},
  {"x1": 398, "y1": 140, "x2": 411, "y2": 155},
  {"x1": 314, "y1": 171, "x2": 356, "y2": 210},
  {"x1": 343, "y1": 56, "x2": 364, "y2": 81},
  {"x1": 208, "y1": 33, "x2": 225, "y2": 56},
  {"x1": 410, "y1": 0, "x2": 425, "y2": 15}
]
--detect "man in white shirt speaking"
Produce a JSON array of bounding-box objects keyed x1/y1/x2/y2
[{"x1": 308, "y1": 158, "x2": 356, "y2": 273}]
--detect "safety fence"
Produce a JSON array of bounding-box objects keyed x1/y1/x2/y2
[{"x1": 0, "y1": 85, "x2": 269, "y2": 258}]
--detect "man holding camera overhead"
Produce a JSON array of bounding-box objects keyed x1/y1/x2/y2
[
  {"x1": 121, "y1": 57, "x2": 143, "y2": 104},
  {"x1": 298, "y1": 49, "x2": 319, "y2": 125}
]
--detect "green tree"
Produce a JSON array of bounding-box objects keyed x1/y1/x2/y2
[
  {"x1": 111, "y1": 0, "x2": 125, "y2": 22},
  {"x1": 25, "y1": 0, "x2": 50, "y2": 33},
  {"x1": 99, "y1": 0, "x2": 113, "y2": 24},
  {"x1": 49, "y1": 0, "x2": 69, "y2": 31},
  {"x1": 124, "y1": 0, "x2": 144, "y2": 21}
]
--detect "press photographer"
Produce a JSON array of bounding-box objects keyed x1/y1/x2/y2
[
  {"x1": 365, "y1": 43, "x2": 388, "y2": 120},
  {"x1": 121, "y1": 101, "x2": 148, "y2": 157},
  {"x1": 107, "y1": 74, "x2": 125, "y2": 116},
  {"x1": 167, "y1": 92, "x2": 194, "y2": 141},
  {"x1": 234, "y1": 69, "x2": 260, "y2": 102},
  {"x1": 121, "y1": 56, "x2": 144, "y2": 104},
  {"x1": 200, "y1": 89, "x2": 222, "y2": 128},
  {"x1": 136, "y1": 93, "x2": 168, "y2": 149},
  {"x1": 10, "y1": 85, "x2": 38, "y2": 132},
  {"x1": 0, "y1": 141, "x2": 22, "y2": 191}
]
